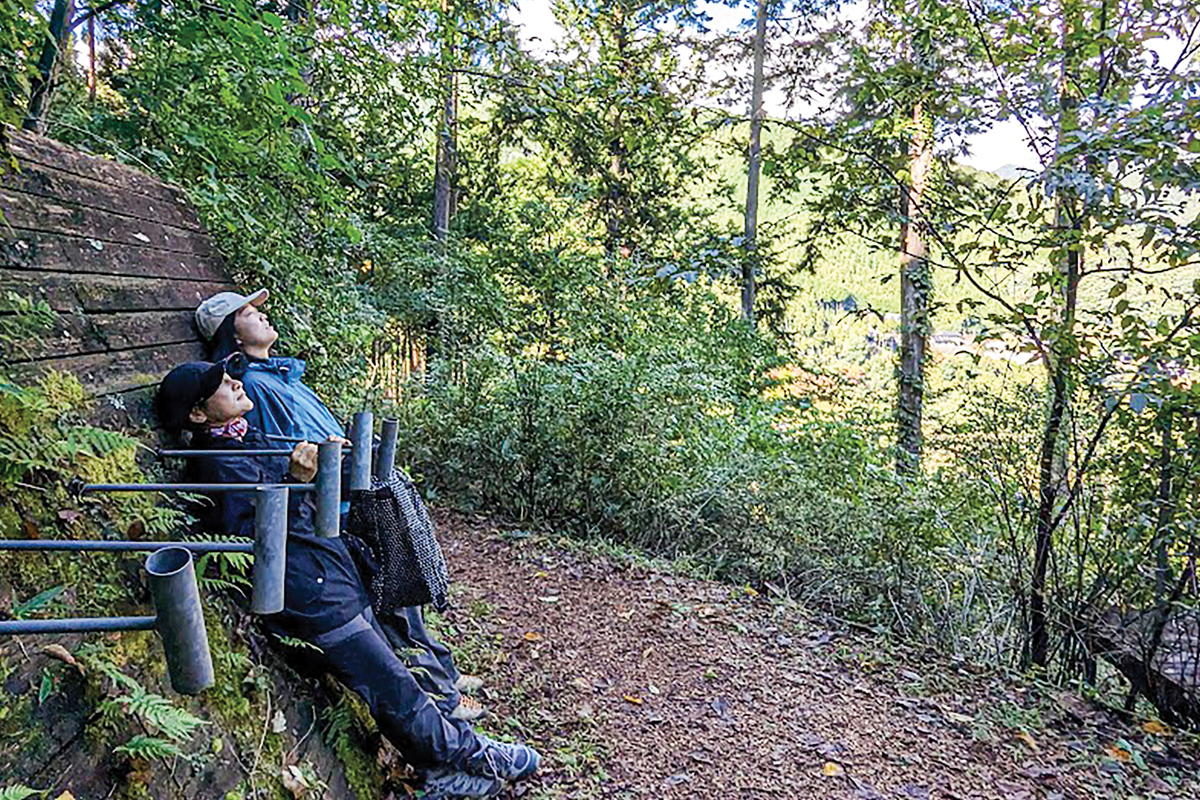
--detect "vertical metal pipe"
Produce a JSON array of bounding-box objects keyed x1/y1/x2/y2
[
  {"x1": 251, "y1": 488, "x2": 288, "y2": 614},
  {"x1": 145, "y1": 547, "x2": 214, "y2": 695},
  {"x1": 375, "y1": 418, "x2": 399, "y2": 480},
  {"x1": 350, "y1": 411, "x2": 374, "y2": 491},
  {"x1": 315, "y1": 441, "x2": 342, "y2": 538}
]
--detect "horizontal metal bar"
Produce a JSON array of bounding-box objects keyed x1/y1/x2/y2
[
  {"x1": 158, "y1": 449, "x2": 298, "y2": 457},
  {"x1": 0, "y1": 616, "x2": 158, "y2": 635},
  {"x1": 262, "y1": 434, "x2": 353, "y2": 450},
  {"x1": 0, "y1": 540, "x2": 253, "y2": 553},
  {"x1": 82, "y1": 483, "x2": 314, "y2": 493}
]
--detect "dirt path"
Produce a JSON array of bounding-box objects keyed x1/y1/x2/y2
[{"x1": 433, "y1": 514, "x2": 1200, "y2": 800}]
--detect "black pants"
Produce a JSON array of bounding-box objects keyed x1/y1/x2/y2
[
  {"x1": 381, "y1": 606, "x2": 464, "y2": 712},
  {"x1": 287, "y1": 606, "x2": 482, "y2": 770}
]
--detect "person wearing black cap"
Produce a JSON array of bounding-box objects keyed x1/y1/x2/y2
[{"x1": 156, "y1": 360, "x2": 541, "y2": 799}]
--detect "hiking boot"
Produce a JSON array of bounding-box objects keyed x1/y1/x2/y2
[
  {"x1": 454, "y1": 674, "x2": 484, "y2": 694},
  {"x1": 450, "y1": 695, "x2": 487, "y2": 722},
  {"x1": 469, "y1": 735, "x2": 541, "y2": 781},
  {"x1": 423, "y1": 767, "x2": 504, "y2": 799}
]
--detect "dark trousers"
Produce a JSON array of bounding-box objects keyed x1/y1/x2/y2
[
  {"x1": 381, "y1": 606, "x2": 464, "y2": 712},
  {"x1": 292, "y1": 607, "x2": 482, "y2": 770}
]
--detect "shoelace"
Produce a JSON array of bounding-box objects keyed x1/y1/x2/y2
[{"x1": 481, "y1": 743, "x2": 517, "y2": 778}]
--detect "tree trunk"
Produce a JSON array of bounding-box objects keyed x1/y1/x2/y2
[
  {"x1": 24, "y1": 0, "x2": 76, "y2": 133},
  {"x1": 604, "y1": 2, "x2": 630, "y2": 257},
  {"x1": 432, "y1": 0, "x2": 458, "y2": 243},
  {"x1": 1030, "y1": 0, "x2": 1082, "y2": 667},
  {"x1": 742, "y1": 0, "x2": 769, "y2": 324},
  {"x1": 896, "y1": 99, "x2": 932, "y2": 474}
]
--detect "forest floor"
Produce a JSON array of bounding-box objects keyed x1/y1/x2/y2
[{"x1": 430, "y1": 512, "x2": 1200, "y2": 800}]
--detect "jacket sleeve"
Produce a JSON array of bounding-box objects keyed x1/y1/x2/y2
[{"x1": 192, "y1": 452, "x2": 262, "y2": 540}]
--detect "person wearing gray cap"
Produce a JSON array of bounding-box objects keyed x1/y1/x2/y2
[{"x1": 194, "y1": 288, "x2": 487, "y2": 721}]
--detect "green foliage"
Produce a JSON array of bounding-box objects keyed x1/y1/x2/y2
[
  {"x1": 0, "y1": 0, "x2": 40, "y2": 130},
  {"x1": 91, "y1": 659, "x2": 208, "y2": 758},
  {"x1": 0, "y1": 786, "x2": 45, "y2": 800}
]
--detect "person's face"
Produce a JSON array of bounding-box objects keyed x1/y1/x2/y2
[
  {"x1": 189, "y1": 374, "x2": 253, "y2": 426},
  {"x1": 233, "y1": 303, "x2": 278, "y2": 350}
]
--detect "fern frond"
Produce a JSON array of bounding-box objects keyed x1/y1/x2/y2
[
  {"x1": 117, "y1": 693, "x2": 207, "y2": 741},
  {"x1": 115, "y1": 735, "x2": 185, "y2": 761},
  {"x1": 0, "y1": 786, "x2": 45, "y2": 800}
]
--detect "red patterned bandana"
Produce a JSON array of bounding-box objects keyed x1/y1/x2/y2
[{"x1": 208, "y1": 417, "x2": 249, "y2": 440}]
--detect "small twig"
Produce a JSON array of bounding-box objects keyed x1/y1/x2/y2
[
  {"x1": 287, "y1": 713, "x2": 317, "y2": 762},
  {"x1": 250, "y1": 689, "x2": 272, "y2": 796}
]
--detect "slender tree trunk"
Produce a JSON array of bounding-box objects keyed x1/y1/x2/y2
[
  {"x1": 24, "y1": 0, "x2": 76, "y2": 133},
  {"x1": 742, "y1": 0, "x2": 769, "y2": 324},
  {"x1": 433, "y1": 0, "x2": 458, "y2": 243},
  {"x1": 1030, "y1": 0, "x2": 1082, "y2": 667},
  {"x1": 896, "y1": 99, "x2": 932, "y2": 474},
  {"x1": 604, "y1": 2, "x2": 630, "y2": 257},
  {"x1": 87, "y1": 14, "x2": 96, "y2": 103},
  {"x1": 1153, "y1": 409, "x2": 1175, "y2": 601}
]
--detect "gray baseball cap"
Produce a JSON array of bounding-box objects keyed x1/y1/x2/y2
[{"x1": 195, "y1": 289, "x2": 268, "y2": 340}]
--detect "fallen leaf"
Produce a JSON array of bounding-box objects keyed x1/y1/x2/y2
[
  {"x1": 282, "y1": 763, "x2": 310, "y2": 797},
  {"x1": 523, "y1": 631, "x2": 542, "y2": 641},
  {"x1": 271, "y1": 709, "x2": 287, "y2": 734},
  {"x1": 42, "y1": 644, "x2": 84, "y2": 675},
  {"x1": 571, "y1": 676, "x2": 592, "y2": 692},
  {"x1": 532, "y1": 570, "x2": 550, "y2": 578},
  {"x1": 822, "y1": 761, "x2": 844, "y2": 777},
  {"x1": 641, "y1": 645, "x2": 654, "y2": 659},
  {"x1": 648, "y1": 683, "x2": 660, "y2": 695},
  {"x1": 57, "y1": 509, "x2": 83, "y2": 525},
  {"x1": 1016, "y1": 731, "x2": 1039, "y2": 751},
  {"x1": 54, "y1": 793, "x2": 76, "y2": 800},
  {"x1": 1105, "y1": 743, "x2": 1131, "y2": 762},
  {"x1": 1141, "y1": 719, "x2": 1170, "y2": 735},
  {"x1": 743, "y1": 585, "x2": 759, "y2": 597},
  {"x1": 537, "y1": 595, "x2": 560, "y2": 603},
  {"x1": 623, "y1": 694, "x2": 644, "y2": 705},
  {"x1": 945, "y1": 710, "x2": 974, "y2": 724}
]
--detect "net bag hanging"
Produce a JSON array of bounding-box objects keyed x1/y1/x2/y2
[{"x1": 346, "y1": 470, "x2": 450, "y2": 612}]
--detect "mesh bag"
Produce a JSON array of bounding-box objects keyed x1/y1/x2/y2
[{"x1": 345, "y1": 470, "x2": 450, "y2": 612}]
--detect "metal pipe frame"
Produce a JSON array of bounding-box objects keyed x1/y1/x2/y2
[
  {"x1": 349, "y1": 411, "x2": 374, "y2": 491},
  {"x1": 374, "y1": 418, "x2": 399, "y2": 481},
  {"x1": 0, "y1": 540, "x2": 252, "y2": 553},
  {"x1": 0, "y1": 616, "x2": 157, "y2": 635},
  {"x1": 262, "y1": 434, "x2": 353, "y2": 450},
  {"x1": 82, "y1": 483, "x2": 314, "y2": 493},
  {"x1": 315, "y1": 441, "x2": 342, "y2": 538},
  {"x1": 146, "y1": 547, "x2": 214, "y2": 695},
  {"x1": 158, "y1": 449, "x2": 297, "y2": 457},
  {"x1": 251, "y1": 488, "x2": 288, "y2": 614}
]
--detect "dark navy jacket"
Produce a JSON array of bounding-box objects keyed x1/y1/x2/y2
[{"x1": 187, "y1": 427, "x2": 369, "y2": 640}]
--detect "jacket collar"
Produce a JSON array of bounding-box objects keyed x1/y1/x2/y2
[{"x1": 247, "y1": 355, "x2": 306, "y2": 381}]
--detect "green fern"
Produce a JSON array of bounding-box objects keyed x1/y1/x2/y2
[
  {"x1": 0, "y1": 788, "x2": 45, "y2": 800},
  {"x1": 273, "y1": 633, "x2": 324, "y2": 653},
  {"x1": 92, "y1": 659, "x2": 208, "y2": 741},
  {"x1": 117, "y1": 692, "x2": 208, "y2": 741},
  {"x1": 0, "y1": 787, "x2": 45, "y2": 800},
  {"x1": 114, "y1": 735, "x2": 185, "y2": 760}
]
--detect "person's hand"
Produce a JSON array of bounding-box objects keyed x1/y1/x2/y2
[
  {"x1": 326, "y1": 434, "x2": 351, "y2": 446},
  {"x1": 289, "y1": 441, "x2": 319, "y2": 482}
]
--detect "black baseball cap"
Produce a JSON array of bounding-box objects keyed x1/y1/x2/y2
[{"x1": 156, "y1": 355, "x2": 248, "y2": 432}]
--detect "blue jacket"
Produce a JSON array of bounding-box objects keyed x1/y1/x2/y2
[{"x1": 241, "y1": 356, "x2": 345, "y2": 441}]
